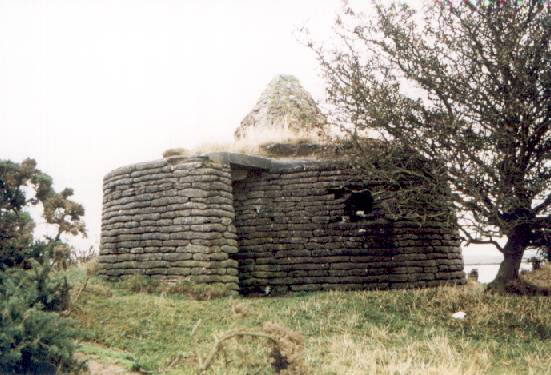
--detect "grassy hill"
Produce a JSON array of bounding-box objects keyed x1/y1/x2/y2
[{"x1": 68, "y1": 262, "x2": 551, "y2": 374}]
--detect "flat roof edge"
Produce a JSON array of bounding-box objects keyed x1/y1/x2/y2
[
  {"x1": 204, "y1": 152, "x2": 334, "y2": 172},
  {"x1": 205, "y1": 152, "x2": 272, "y2": 170}
]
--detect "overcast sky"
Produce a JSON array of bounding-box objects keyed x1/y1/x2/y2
[
  {"x1": 0, "y1": 0, "x2": 348, "y2": 248},
  {"x1": 0, "y1": 0, "x2": 505, "y2": 263}
]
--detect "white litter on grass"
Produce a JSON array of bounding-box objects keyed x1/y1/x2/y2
[{"x1": 452, "y1": 311, "x2": 466, "y2": 319}]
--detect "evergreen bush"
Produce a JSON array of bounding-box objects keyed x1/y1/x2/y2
[{"x1": 0, "y1": 158, "x2": 86, "y2": 373}]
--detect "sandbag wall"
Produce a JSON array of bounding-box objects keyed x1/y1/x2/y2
[
  {"x1": 98, "y1": 157, "x2": 239, "y2": 290},
  {"x1": 232, "y1": 162, "x2": 465, "y2": 295}
]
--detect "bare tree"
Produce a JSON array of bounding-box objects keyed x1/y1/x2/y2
[{"x1": 313, "y1": 0, "x2": 551, "y2": 290}]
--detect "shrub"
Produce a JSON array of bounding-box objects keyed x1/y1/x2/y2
[
  {"x1": 0, "y1": 158, "x2": 86, "y2": 373},
  {"x1": 0, "y1": 266, "x2": 80, "y2": 373}
]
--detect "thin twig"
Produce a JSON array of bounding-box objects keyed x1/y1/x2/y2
[
  {"x1": 198, "y1": 331, "x2": 277, "y2": 372},
  {"x1": 190, "y1": 319, "x2": 202, "y2": 339},
  {"x1": 61, "y1": 274, "x2": 89, "y2": 317}
]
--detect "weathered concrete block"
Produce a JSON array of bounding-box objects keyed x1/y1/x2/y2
[{"x1": 100, "y1": 154, "x2": 463, "y2": 296}]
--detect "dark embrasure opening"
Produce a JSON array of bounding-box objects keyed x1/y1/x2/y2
[{"x1": 329, "y1": 187, "x2": 374, "y2": 222}]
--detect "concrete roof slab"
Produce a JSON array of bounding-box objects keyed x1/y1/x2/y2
[{"x1": 205, "y1": 152, "x2": 272, "y2": 170}]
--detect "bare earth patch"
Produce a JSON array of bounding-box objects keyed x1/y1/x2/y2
[
  {"x1": 75, "y1": 342, "x2": 141, "y2": 375},
  {"x1": 76, "y1": 355, "x2": 138, "y2": 375}
]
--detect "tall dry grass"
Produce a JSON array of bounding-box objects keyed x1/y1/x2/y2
[
  {"x1": 319, "y1": 334, "x2": 491, "y2": 375},
  {"x1": 68, "y1": 263, "x2": 551, "y2": 374}
]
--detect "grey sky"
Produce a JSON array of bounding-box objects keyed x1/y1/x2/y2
[
  {"x1": 0, "y1": 0, "x2": 354, "y2": 249},
  {"x1": 1, "y1": 0, "x2": 505, "y2": 263}
]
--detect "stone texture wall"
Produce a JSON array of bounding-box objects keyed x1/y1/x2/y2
[
  {"x1": 99, "y1": 154, "x2": 465, "y2": 296},
  {"x1": 98, "y1": 157, "x2": 239, "y2": 290},
  {"x1": 232, "y1": 162, "x2": 465, "y2": 295}
]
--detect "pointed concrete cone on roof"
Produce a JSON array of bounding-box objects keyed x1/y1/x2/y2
[{"x1": 234, "y1": 74, "x2": 328, "y2": 145}]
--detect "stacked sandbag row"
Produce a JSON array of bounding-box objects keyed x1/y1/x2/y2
[
  {"x1": 98, "y1": 157, "x2": 239, "y2": 290},
  {"x1": 232, "y1": 162, "x2": 465, "y2": 295}
]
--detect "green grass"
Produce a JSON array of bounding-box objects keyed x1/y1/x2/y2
[{"x1": 67, "y1": 264, "x2": 551, "y2": 374}]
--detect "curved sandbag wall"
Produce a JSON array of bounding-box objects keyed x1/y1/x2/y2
[
  {"x1": 99, "y1": 153, "x2": 465, "y2": 295},
  {"x1": 98, "y1": 157, "x2": 239, "y2": 291},
  {"x1": 232, "y1": 161, "x2": 465, "y2": 295}
]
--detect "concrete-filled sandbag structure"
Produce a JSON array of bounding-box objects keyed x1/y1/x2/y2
[
  {"x1": 99, "y1": 152, "x2": 465, "y2": 295},
  {"x1": 98, "y1": 74, "x2": 465, "y2": 295}
]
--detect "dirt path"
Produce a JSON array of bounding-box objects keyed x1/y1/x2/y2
[{"x1": 75, "y1": 352, "x2": 141, "y2": 375}]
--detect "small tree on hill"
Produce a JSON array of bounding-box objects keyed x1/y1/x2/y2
[
  {"x1": 313, "y1": 0, "x2": 551, "y2": 289},
  {"x1": 0, "y1": 158, "x2": 86, "y2": 373}
]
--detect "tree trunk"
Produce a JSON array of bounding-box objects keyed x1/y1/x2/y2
[
  {"x1": 491, "y1": 251, "x2": 524, "y2": 288},
  {"x1": 488, "y1": 226, "x2": 530, "y2": 291}
]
